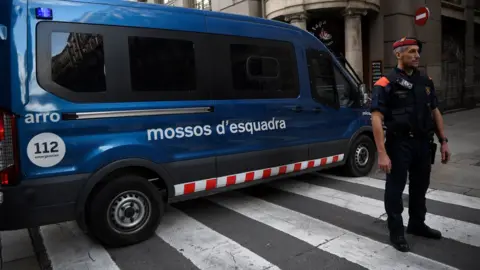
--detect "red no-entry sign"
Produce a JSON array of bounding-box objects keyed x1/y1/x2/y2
[{"x1": 415, "y1": 6, "x2": 430, "y2": 26}]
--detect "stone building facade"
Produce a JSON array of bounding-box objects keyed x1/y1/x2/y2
[{"x1": 142, "y1": 0, "x2": 479, "y2": 111}]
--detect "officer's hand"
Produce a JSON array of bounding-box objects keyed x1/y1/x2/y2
[
  {"x1": 441, "y1": 142, "x2": 451, "y2": 164},
  {"x1": 378, "y1": 152, "x2": 392, "y2": 174}
]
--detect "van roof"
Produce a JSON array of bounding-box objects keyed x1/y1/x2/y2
[{"x1": 42, "y1": 0, "x2": 302, "y2": 33}]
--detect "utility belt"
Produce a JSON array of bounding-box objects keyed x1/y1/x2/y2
[
  {"x1": 385, "y1": 128, "x2": 437, "y2": 164},
  {"x1": 385, "y1": 128, "x2": 434, "y2": 140}
]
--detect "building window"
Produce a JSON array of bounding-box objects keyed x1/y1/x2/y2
[
  {"x1": 230, "y1": 43, "x2": 298, "y2": 98},
  {"x1": 128, "y1": 36, "x2": 196, "y2": 92},
  {"x1": 138, "y1": 0, "x2": 165, "y2": 3},
  {"x1": 51, "y1": 32, "x2": 106, "y2": 93},
  {"x1": 195, "y1": 0, "x2": 211, "y2": 10}
]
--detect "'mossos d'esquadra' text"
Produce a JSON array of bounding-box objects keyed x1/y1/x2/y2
[{"x1": 147, "y1": 117, "x2": 287, "y2": 141}]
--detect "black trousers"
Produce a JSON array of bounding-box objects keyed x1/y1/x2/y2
[{"x1": 384, "y1": 134, "x2": 432, "y2": 234}]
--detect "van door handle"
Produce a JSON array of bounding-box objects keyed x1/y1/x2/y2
[
  {"x1": 313, "y1": 107, "x2": 323, "y2": 113},
  {"x1": 291, "y1": 106, "x2": 303, "y2": 112}
]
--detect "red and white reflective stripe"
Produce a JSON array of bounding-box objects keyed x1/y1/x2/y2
[{"x1": 174, "y1": 153, "x2": 344, "y2": 196}]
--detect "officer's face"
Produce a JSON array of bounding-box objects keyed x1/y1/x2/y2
[{"x1": 398, "y1": 45, "x2": 421, "y2": 68}]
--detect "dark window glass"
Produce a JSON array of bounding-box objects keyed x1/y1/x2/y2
[
  {"x1": 334, "y1": 67, "x2": 354, "y2": 107},
  {"x1": 307, "y1": 52, "x2": 337, "y2": 107},
  {"x1": 230, "y1": 43, "x2": 298, "y2": 96},
  {"x1": 51, "y1": 32, "x2": 106, "y2": 92},
  {"x1": 128, "y1": 36, "x2": 196, "y2": 92},
  {"x1": 247, "y1": 56, "x2": 279, "y2": 78}
]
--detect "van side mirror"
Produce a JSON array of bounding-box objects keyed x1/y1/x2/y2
[{"x1": 359, "y1": 84, "x2": 369, "y2": 106}]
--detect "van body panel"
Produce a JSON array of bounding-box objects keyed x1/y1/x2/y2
[
  {"x1": 1, "y1": 0, "x2": 28, "y2": 111},
  {"x1": 0, "y1": 1, "x2": 12, "y2": 110},
  {"x1": 19, "y1": 0, "x2": 219, "y2": 185},
  {"x1": 295, "y1": 30, "x2": 372, "y2": 161},
  {"x1": 0, "y1": 0, "x2": 373, "y2": 231},
  {"x1": 204, "y1": 16, "x2": 313, "y2": 176}
]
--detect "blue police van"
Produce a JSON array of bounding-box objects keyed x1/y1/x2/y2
[{"x1": 0, "y1": 0, "x2": 374, "y2": 247}]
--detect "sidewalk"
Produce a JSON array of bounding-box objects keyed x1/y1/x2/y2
[
  {"x1": 0, "y1": 230, "x2": 39, "y2": 270},
  {"x1": 369, "y1": 108, "x2": 480, "y2": 197}
]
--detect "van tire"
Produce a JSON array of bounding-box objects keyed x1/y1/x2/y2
[
  {"x1": 344, "y1": 135, "x2": 376, "y2": 177},
  {"x1": 86, "y1": 174, "x2": 163, "y2": 248}
]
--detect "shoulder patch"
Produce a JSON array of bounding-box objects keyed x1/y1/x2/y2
[{"x1": 374, "y1": 77, "x2": 390, "y2": 87}]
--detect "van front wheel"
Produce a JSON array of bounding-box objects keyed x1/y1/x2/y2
[
  {"x1": 87, "y1": 174, "x2": 163, "y2": 247},
  {"x1": 344, "y1": 135, "x2": 376, "y2": 177}
]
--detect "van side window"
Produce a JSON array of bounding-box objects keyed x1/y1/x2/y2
[
  {"x1": 307, "y1": 50, "x2": 337, "y2": 108},
  {"x1": 51, "y1": 32, "x2": 106, "y2": 93},
  {"x1": 333, "y1": 67, "x2": 353, "y2": 107},
  {"x1": 230, "y1": 43, "x2": 299, "y2": 98},
  {"x1": 128, "y1": 36, "x2": 196, "y2": 92}
]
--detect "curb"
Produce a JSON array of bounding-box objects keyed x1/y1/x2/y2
[
  {"x1": 28, "y1": 228, "x2": 52, "y2": 270},
  {"x1": 442, "y1": 105, "x2": 479, "y2": 115}
]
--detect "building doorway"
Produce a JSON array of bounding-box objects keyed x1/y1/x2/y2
[
  {"x1": 474, "y1": 23, "x2": 480, "y2": 104},
  {"x1": 307, "y1": 10, "x2": 345, "y2": 57},
  {"x1": 441, "y1": 16, "x2": 466, "y2": 110}
]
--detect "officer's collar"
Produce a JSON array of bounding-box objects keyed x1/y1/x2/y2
[{"x1": 395, "y1": 66, "x2": 417, "y2": 77}]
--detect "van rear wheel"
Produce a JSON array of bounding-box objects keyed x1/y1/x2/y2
[
  {"x1": 87, "y1": 174, "x2": 164, "y2": 247},
  {"x1": 344, "y1": 134, "x2": 376, "y2": 177}
]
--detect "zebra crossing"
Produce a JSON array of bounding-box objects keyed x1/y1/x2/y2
[{"x1": 9, "y1": 173, "x2": 480, "y2": 270}]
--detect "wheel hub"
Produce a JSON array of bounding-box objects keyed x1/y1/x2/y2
[
  {"x1": 355, "y1": 145, "x2": 369, "y2": 167},
  {"x1": 107, "y1": 190, "x2": 152, "y2": 234},
  {"x1": 124, "y1": 206, "x2": 135, "y2": 219}
]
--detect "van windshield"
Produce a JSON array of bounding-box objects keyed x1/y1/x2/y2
[{"x1": 335, "y1": 55, "x2": 363, "y2": 88}]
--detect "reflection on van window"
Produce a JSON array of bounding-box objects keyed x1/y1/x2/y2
[
  {"x1": 309, "y1": 57, "x2": 336, "y2": 106},
  {"x1": 128, "y1": 36, "x2": 196, "y2": 92},
  {"x1": 334, "y1": 67, "x2": 352, "y2": 106},
  {"x1": 230, "y1": 44, "x2": 297, "y2": 94},
  {"x1": 51, "y1": 32, "x2": 106, "y2": 92},
  {"x1": 247, "y1": 56, "x2": 279, "y2": 78}
]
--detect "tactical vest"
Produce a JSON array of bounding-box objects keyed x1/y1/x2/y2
[{"x1": 383, "y1": 71, "x2": 435, "y2": 137}]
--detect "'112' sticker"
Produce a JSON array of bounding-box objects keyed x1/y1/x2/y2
[{"x1": 27, "y1": 132, "x2": 66, "y2": 168}]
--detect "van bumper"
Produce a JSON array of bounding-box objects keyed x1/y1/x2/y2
[{"x1": 0, "y1": 174, "x2": 89, "y2": 230}]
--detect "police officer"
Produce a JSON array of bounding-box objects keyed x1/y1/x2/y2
[{"x1": 370, "y1": 37, "x2": 451, "y2": 252}]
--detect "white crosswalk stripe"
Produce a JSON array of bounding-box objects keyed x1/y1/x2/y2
[
  {"x1": 208, "y1": 192, "x2": 456, "y2": 270},
  {"x1": 40, "y1": 222, "x2": 120, "y2": 270},
  {"x1": 318, "y1": 173, "x2": 480, "y2": 210},
  {"x1": 155, "y1": 207, "x2": 281, "y2": 270},
  {"x1": 269, "y1": 179, "x2": 480, "y2": 248},
  {"x1": 1, "y1": 174, "x2": 479, "y2": 270}
]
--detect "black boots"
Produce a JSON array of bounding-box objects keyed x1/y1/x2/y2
[
  {"x1": 406, "y1": 223, "x2": 442, "y2": 239},
  {"x1": 390, "y1": 233, "x2": 410, "y2": 252},
  {"x1": 389, "y1": 223, "x2": 442, "y2": 252}
]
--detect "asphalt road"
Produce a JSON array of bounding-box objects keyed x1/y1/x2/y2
[{"x1": 3, "y1": 172, "x2": 479, "y2": 270}]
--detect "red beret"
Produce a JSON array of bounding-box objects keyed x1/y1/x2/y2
[{"x1": 393, "y1": 37, "x2": 423, "y2": 53}]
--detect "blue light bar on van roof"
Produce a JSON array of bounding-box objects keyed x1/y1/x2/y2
[{"x1": 35, "y1": 8, "x2": 53, "y2": 20}]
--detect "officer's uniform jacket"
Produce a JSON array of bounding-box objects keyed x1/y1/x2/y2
[{"x1": 370, "y1": 67, "x2": 438, "y2": 138}]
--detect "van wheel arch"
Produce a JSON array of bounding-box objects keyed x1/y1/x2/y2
[
  {"x1": 75, "y1": 159, "x2": 172, "y2": 233},
  {"x1": 86, "y1": 173, "x2": 164, "y2": 247}
]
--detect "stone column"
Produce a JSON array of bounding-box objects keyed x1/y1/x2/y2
[
  {"x1": 285, "y1": 13, "x2": 308, "y2": 31},
  {"x1": 343, "y1": 8, "x2": 367, "y2": 80}
]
